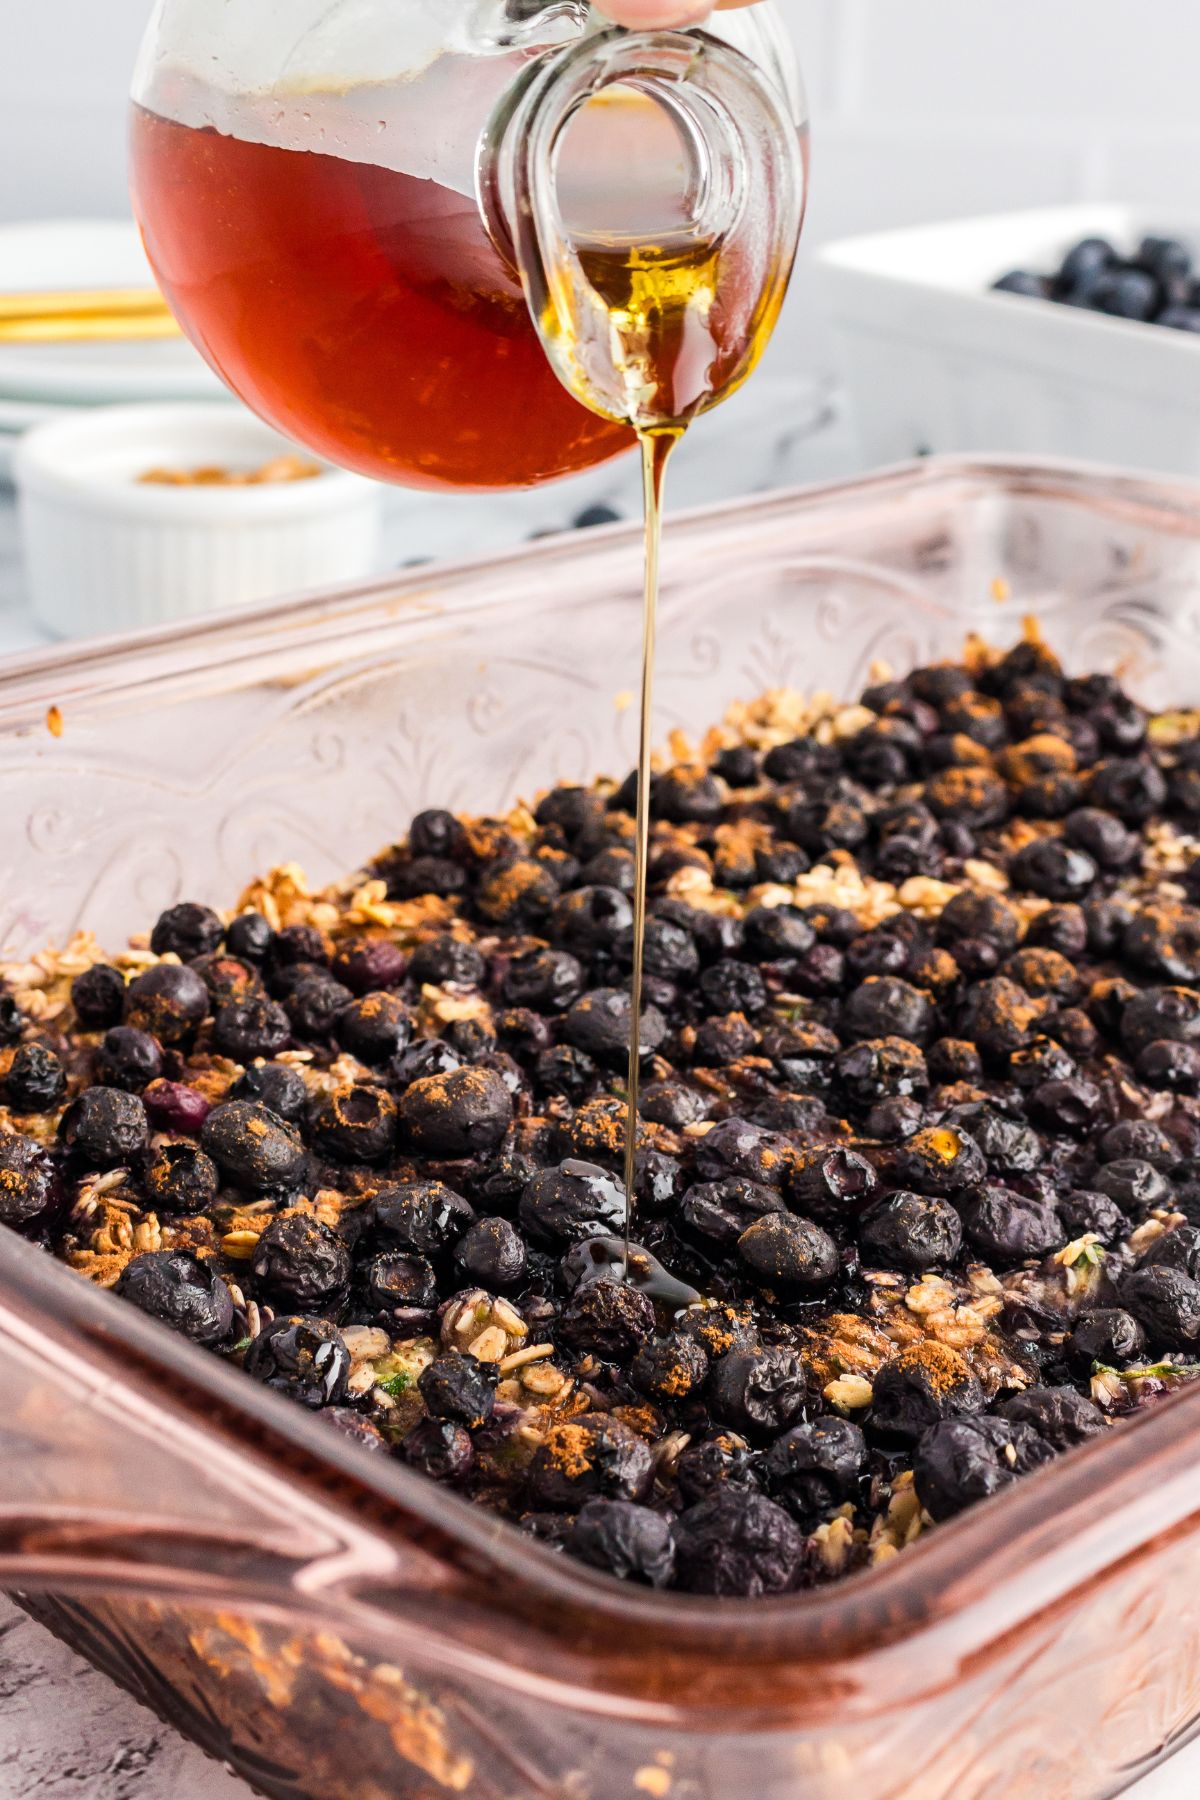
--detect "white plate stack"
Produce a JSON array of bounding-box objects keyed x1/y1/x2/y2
[{"x1": 0, "y1": 218, "x2": 222, "y2": 481}]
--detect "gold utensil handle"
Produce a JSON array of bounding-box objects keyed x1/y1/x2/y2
[
  {"x1": 0, "y1": 287, "x2": 173, "y2": 323},
  {"x1": 0, "y1": 314, "x2": 182, "y2": 344}
]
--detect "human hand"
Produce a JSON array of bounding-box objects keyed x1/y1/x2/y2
[{"x1": 596, "y1": 1, "x2": 759, "y2": 26}]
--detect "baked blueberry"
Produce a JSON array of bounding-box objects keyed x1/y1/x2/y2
[
  {"x1": 245, "y1": 1315, "x2": 350, "y2": 1408},
  {"x1": 116, "y1": 1250, "x2": 234, "y2": 1345}
]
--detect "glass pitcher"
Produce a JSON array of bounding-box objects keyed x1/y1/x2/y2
[{"x1": 130, "y1": 1, "x2": 808, "y2": 491}]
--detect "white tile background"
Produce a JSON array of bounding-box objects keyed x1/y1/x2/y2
[{"x1": 7, "y1": 0, "x2": 1200, "y2": 384}]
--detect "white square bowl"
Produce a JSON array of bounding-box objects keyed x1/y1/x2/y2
[{"x1": 814, "y1": 204, "x2": 1200, "y2": 477}]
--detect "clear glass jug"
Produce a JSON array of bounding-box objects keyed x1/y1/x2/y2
[{"x1": 130, "y1": 1, "x2": 808, "y2": 490}]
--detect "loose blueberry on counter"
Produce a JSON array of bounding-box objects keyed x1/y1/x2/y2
[{"x1": 115, "y1": 1250, "x2": 234, "y2": 1345}]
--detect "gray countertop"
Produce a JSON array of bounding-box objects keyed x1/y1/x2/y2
[{"x1": 0, "y1": 393, "x2": 1193, "y2": 1798}]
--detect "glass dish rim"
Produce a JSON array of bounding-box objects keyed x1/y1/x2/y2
[{"x1": 6, "y1": 449, "x2": 1200, "y2": 1683}]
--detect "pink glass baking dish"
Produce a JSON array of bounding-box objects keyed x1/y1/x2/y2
[{"x1": 6, "y1": 455, "x2": 1200, "y2": 1799}]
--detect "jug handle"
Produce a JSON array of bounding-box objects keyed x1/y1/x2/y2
[{"x1": 476, "y1": 25, "x2": 807, "y2": 430}]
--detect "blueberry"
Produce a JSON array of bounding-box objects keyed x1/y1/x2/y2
[
  {"x1": 407, "y1": 936, "x2": 486, "y2": 989},
  {"x1": 5, "y1": 1042, "x2": 66, "y2": 1111},
  {"x1": 213, "y1": 995, "x2": 292, "y2": 1062},
  {"x1": 893, "y1": 1125, "x2": 986, "y2": 1195},
  {"x1": 1158, "y1": 305, "x2": 1200, "y2": 332},
  {"x1": 1138, "y1": 234, "x2": 1192, "y2": 286},
  {"x1": 842, "y1": 977, "x2": 933, "y2": 1045},
  {"x1": 230, "y1": 1060, "x2": 308, "y2": 1123},
  {"x1": 1139, "y1": 1225, "x2": 1200, "y2": 1280},
  {"x1": 1064, "y1": 1307, "x2": 1145, "y2": 1372},
  {"x1": 116, "y1": 1250, "x2": 234, "y2": 1345},
  {"x1": 143, "y1": 1080, "x2": 211, "y2": 1135},
  {"x1": 337, "y1": 993, "x2": 412, "y2": 1065},
  {"x1": 70, "y1": 963, "x2": 127, "y2": 1029},
  {"x1": 1088, "y1": 756, "x2": 1167, "y2": 821},
  {"x1": 741, "y1": 906, "x2": 816, "y2": 963},
  {"x1": 630, "y1": 1331, "x2": 709, "y2": 1404},
  {"x1": 675, "y1": 1432, "x2": 755, "y2": 1503},
  {"x1": 559, "y1": 1278, "x2": 656, "y2": 1359},
  {"x1": 1059, "y1": 236, "x2": 1116, "y2": 292},
  {"x1": 563, "y1": 987, "x2": 666, "y2": 1068},
  {"x1": 1124, "y1": 902, "x2": 1200, "y2": 982},
  {"x1": 1027, "y1": 1076, "x2": 1104, "y2": 1134},
  {"x1": 404, "y1": 1418, "x2": 473, "y2": 1482},
  {"x1": 1090, "y1": 266, "x2": 1159, "y2": 321},
  {"x1": 124, "y1": 962, "x2": 209, "y2": 1045},
  {"x1": 785, "y1": 1146, "x2": 878, "y2": 1224},
  {"x1": 1100, "y1": 1118, "x2": 1178, "y2": 1167},
  {"x1": 244, "y1": 1315, "x2": 351, "y2": 1408},
  {"x1": 520, "y1": 1160, "x2": 626, "y2": 1246},
  {"x1": 958, "y1": 1184, "x2": 1063, "y2": 1264},
  {"x1": 672, "y1": 1489, "x2": 803, "y2": 1597},
  {"x1": 857, "y1": 1190, "x2": 962, "y2": 1272},
  {"x1": 763, "y1": 1418, "x2": 866, "y2": 1525},
  {"x1": 914, "y1": 1415, "x2": 1052, "y2": 1522},
  {"x1": 713, "y1": 745, "x2": 760, "y2": 788},
  {"x1": 390, "y1": 855, "x2": 467, "y2": 901},
  {"x1": 550, "y1": 886, "x2": 633, "y2": 956},
  {"x1": 709, "y1": 1346, "x2": 808, "y2": 1436},
  {"x1": 679, "y1": 1177, "x2": 786, "y2": 1247},
  {"x1": 284, "y1": 975, "x2": 353, "y2": 1042},
  {"x1": 0, "y1": 1133, "x2": 62, "y2": 1232},
  {"x1": 150, "y1": 903, "x2": 224, "y2": 961},
  {"x1": 144, "y1": 1143, "x2": 220, "y2": 1217},
  {"x1": 738, "y1": 1213, "x2": 838, "y2": 1289},
  {"x1": 835, "y1": 1036, "x2": 929, "y2": 1107},
  {"x1": 1138, "y1": 1041, "x2": 1200, "y2": 1092},
  {"x1": 937, "y1": 891, "x2": 1021, "y2": 954},
  {"x1": 502, "y1": 949, "x2": 584, "y2": 1013},
  {"x1": 59, "y1": 1087, "x2": 148, "y2": 1169},
  {"x1": 697, "y1": 960, "x2": 767, "y2": 1017},
  {"x1": 225, "y1": 912, "x2": 273, "y2": 961},
  {"x1": 251, "y1": 1214, "x2": 351, "y2": 1308},
  {"x1": 1121, "y1": 985, "x2": 1200, "y2": 1057},
  {"x1": 312, "y1": 1082, "x2": 398, "y2": 1165},
  {"x1": 324, "y1": 1409, "x2": 389, "y2": 1454},
  {"x1": 192, "y1": 954, "x2": 260, "y2": 1008},
  {"x1": 201, "y1": 1099, "x2": 306, "y2": 1192},
  {"x1": 993, "y1": 269, "x2": 1049, "y2": 299},
  {"x1": 362, "y1": 1250, "x2": 437, "y2": 1318},
  {"x1": 869, "y1": 1343, "x2": 984, "y2": 1442},
  {"x1": 419, "y1": 1351, "x2": 496, "y2": 1429},
  {"x1": 371, "y1": 1180, "x2": 475, "y2": 1256},
  {"x1": 1057, "y1": 1188, "x2": 1127, "y2": 1244},
  {"x1": 1093, "y1": 1159, "x2": 1173, "y2": 1212},
  {"x1": 1009, "y1": 839, "x2": 1097, "y2": 902},
  {"x1": 330, "y1": 937, "x2": 408, "y2": 996},
  {"x1": 567, "y1": 1500, "x2": 675, "y2": 1588},
  {"x1": 397, "y1": 1066, "x2": 512, "y2": 1159},
  {"x1": 943, "y1": 1102, "x2": 1043, "y2": 1173},
  {"x1": 528, "y1": 1414, "x2": 653, "y2": 1507},
  {"x1": 92, "y1": 1027, "x2": 162, "y2": 1095},
  {"x1": 455, "y1": 1217, "x2": 527, "y2": 1289},
  {"x1": 535, "y1": 786, "x2": 606, "y2": 840},
  {"x1": 391, "y1": 1038, "x2": 462, "y2": 1089},
  {"x1": 1119, "y1": 1265, "x2": 1200, "y2": 1350},
  {"x1": 996, "y1": 1385, "x2": 1106, "y2": 1450}
]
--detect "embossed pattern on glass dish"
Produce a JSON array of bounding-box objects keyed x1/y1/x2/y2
[{"x1": 6, "y1": 457, "x2": 1200, "y2": 1799}]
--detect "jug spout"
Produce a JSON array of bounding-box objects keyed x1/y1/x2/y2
[
  {"x1": 477, "y1": 24, "x2": 807, "y2": 433},
  {"x1": 469, "y1": 0, "x2": 596, "y2": 51}
]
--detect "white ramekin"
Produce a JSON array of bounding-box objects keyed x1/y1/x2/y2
[{"x1": 15, "y1": 403, "x2": 384, "y2": 638}]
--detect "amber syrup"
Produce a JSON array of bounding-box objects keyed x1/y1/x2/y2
[{"x1": 543, "y1": 230, "x2": 781, "y2": 1280}]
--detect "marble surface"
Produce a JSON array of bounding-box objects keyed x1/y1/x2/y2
[{"x1": 0, "y1": 388, "x2": 1194, "y2": 1798}]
